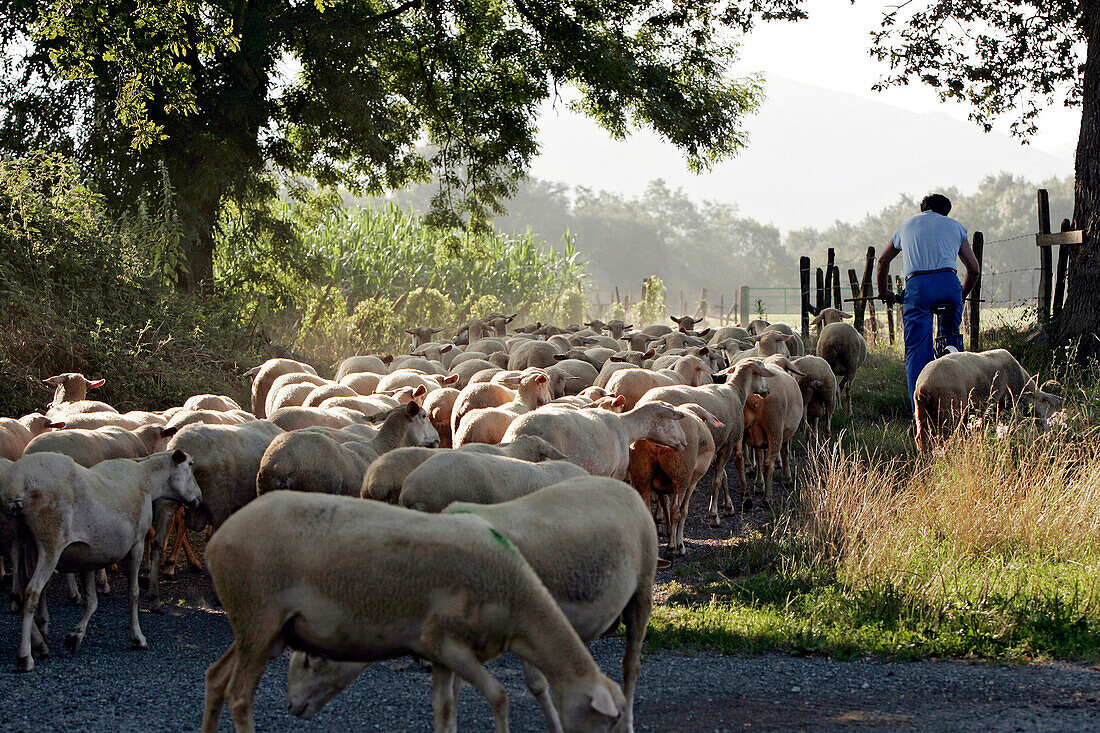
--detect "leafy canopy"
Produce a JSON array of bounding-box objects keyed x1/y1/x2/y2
[
  {"x1": 870, "y1": 1, "x2": 1084, "y2": 138},
  {"x1": 0, "y1": 0, "x2": 807, "y2": 233}
]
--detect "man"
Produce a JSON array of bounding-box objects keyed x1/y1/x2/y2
[{"x1": 876, "y1": 193, "x2": 981, "y2": 408}]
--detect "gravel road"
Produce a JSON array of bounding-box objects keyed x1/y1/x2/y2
[
  {"x1": 3, "y1": 467, "x2": 1100, "y2": 731},
  {"x1": 3, "y1": 573, "x2": 1100, "y2": 732}
]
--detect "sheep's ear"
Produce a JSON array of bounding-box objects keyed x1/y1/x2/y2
[
  {"x1": 611, "y1": 395, "x2": 627, "y2": 408},
  {"x1": 693, "y1": 316, "x2": 704, "y2": 323},
  {"x1": 405, "y1": 329, "x2": 416, "y2": 335},
  {"x1": 43, "y1": 375, "x2": 63, "y2": 386},
  {"x1": 505, "y1": 313, "x2": 516, "y2": 322},
  {"x1": 697, "y1": 328, "x2": 712, "y2": 339},
  {"x1": 840, "y1": 311, "x2": 853, "y2": 319},
  {"x1": 441, "y1": 374, "x2": 459, "y2": 386},
  {"x1": 609, "y1": 356, "x2": 624, "y2": 363},
  {"x1": 535, "y1": 374, "x2": 548, "y2": 384},
  {"x1": 242, "y1": 366, "x2": 262, "y2": 379},
  {"x1": 431, "y1": 327, "x2": 444, "y2": 333},
  {"x1": 413, "y1": 384, "x2": 427, "y2": 397},
  {"x1": 553, "y1": 353, "x2": 569, "y2": 361},
  {"x1": 669, "y1": 316, "x2": 679, "y2": 323},
  {"x1": 440, "y1": 344, "x2": 453, "y2": 353},
  {"x1": 171, "y1": 449, "x2": 188, "y2": 465},
  {"x1": 623, "y1": 324, "x2": 633, "y2": 330},
  {"x1": 47, "y1": 420, "x2": 66, "y2": 429},
  {"x1": 160, "y1": 426, "x2": 178, "y2": 439},
  {"x1": 775, "y1": 333, "x2": 792, "y2": 342},
  {"x1": 404, "y1": 401, "x2": 421, "y2": 417},
  {"x1": 643, "y1": 349, "x2": 656, "y2": 359},
  {"x1": 382, "y1": 355, "x2": 394, "y2": 365},
  {"x1": 501, "y1": 375, "x2": 523, "y2": 388},
  {"x1": 87, "y1": 378, "x2": 105, "y2": 388}
]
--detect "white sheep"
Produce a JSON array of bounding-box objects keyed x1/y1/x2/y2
[
  {"x1": 815, "y1": 321, "x2": 867, "y2": 411},
  {"x1": 502, "y1": 401, "x2": 688, "y2": 480},
  {"x1": 201, "y1": 491, "x2": 625, "y2": 732},
  {"x1": 454, "y1": 372, "x2": 552, "y2": 446},
  {"x1": 7, "y1": 449, "x2": 201, "y2": 671},
  {"x1": 289, "y1": 476, "x2": 655, "y2": 732},
  {"x1": 0, "y1": 415, "x2": 63, "y2": 461},
  {"x1": 248, "y1": 358, "x2": 318, "y2": 417}
]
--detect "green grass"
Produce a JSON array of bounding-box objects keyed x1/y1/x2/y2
[{"x1": 647, "y1": 342, "x2": 1100, "y2": 663}]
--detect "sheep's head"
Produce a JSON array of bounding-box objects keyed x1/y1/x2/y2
[
  {"x1": 520, "y1": 371, "x2": 553, "y2": 407},
  {"x1": 670, "y1": 314, "x2": 704, "y2": 333},
  {"x1": 724, "y1": 360, "x2": 772, "y2": 398},
  {"x1": 405, "y1": 326, "x2": 444, "y2": 349},
  {"x1": 553, "y1": 673, "x2": 626, "y2": 733},
  {"x1": 812, "y1": 308, "x2": 852, "y2": 328},
  {"x1": 43, "y1": 372, "x2": 105, "y2": 404},
  {"x1": 605, "y1": 320, "x2": 631, "y2": 339},
  {"x1": 1023, "y1": 377, "x2": 1065, "y2": 426},
  {"x1": 675, "y1": 355, "x2": 714, "y2": 387},
  {"x1": 504, "y1": 434, "x2": 568, "y2": 461},
  {"x1": 583, "y1": 319, "x2": 607, "y2": 333},
  {"x1": 630, "y1": 401, "x2": 688, "y2": 451},
  {"x1": 287, "y1": 652, "x2": 365, "y2": 720},
  {"x1": 746, "y1": 319, "x2": 771, "y2": 336},
  {"x1": 757, "y1": 331, "x2": 793, "y2": 357},
  {"x1": 18, "y1": 413, "x2": 65, "y2": 436}
]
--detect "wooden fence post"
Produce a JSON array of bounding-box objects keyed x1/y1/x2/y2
[
  {"x1": 800, "y1": 256, "x2": 812, "y2": 340},
  {"x1": 848, "y1": 269, "x2": 864, "y2": 334},
  {"x1": 719, "y1": 294, "x2": 725, "y2": 324},
  {"x1": 740, "y1": 285, "x2": 750, "y2": 327},
  {"x1": 825, "y1": 248, "x2": 836, "y2": 308},
  {"x1": 885, "y1": 277, "x2": 896, "y2": 345},
  {"x1": 815, "y1": 267, "x2": 825, "y2": 316},
  {"x1": 1037, "y1": 189, "x2": 1053, "y2": 328},
  {"x1": 1053, "y1": 218, "x2": 1072, "y2": 320},
  {"x1": 969, "y1": 231, "x2": 984, "y2": 351},
  {"x1": 859, "y1": 247, "x2": 875, "y2": 335},
  {"x1": 832, "y1": 267, "x2": 842, "y2": 313}
]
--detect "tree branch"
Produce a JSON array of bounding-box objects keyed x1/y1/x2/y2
[{"x1": 369, "y1": 0, "x2": 421, "y2": 25}]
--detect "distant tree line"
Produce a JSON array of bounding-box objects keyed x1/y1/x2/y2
[{"x1": 384, "y1": 172, "x2": 1073, "y2": 302}]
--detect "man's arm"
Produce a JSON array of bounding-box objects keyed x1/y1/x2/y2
[
  {"x1": 958, "y1": 240, "x2": 980, "y2": 298},
  {"x1": 877, "y1": 241, "x2": 901, "y2": 302}
]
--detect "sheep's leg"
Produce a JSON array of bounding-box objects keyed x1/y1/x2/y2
[
  {"x1": 65, "y1": 570, "x2": 98, "y2": 653},
  {"x1": 781, "y1": 439, "x2": 793, "y2": 481},
  {"x1": 621, "y1": 588, "x2": 652, "y2": 733},
  {"x1": 658, "y1": 494, "x2": 675, "y2": 554},
  {"x1": 709, "y1": 439, "x2": 735, "y2": 525},
  {"x1": 8, "y1": 540, "x2": 24, "y2": 612},
  {"x1": 436, "y1": 638, "x2": 510, "y2": 733},
  {"x1": 224, "y1": 643, "x2": 271, "y2": 733},
  {"x1": 675, "y1": 482, "x2": 699, "y2": 554},
  {"x1": 96, "y1": 568, "x2": 110, "y2": 595},
  {"x1": 179, "y1": 524, "x2": 203, "y2": 570},
  {"x1": 432, "y1": 664, "x2": 461, "y2": 733},
  {"x1": 521, "y1": 662, "x2": 563, "y2": 733},
  {"x1": 754, "y1": 447, "x2": 766, "y2": 490},
  {"x1": 18, "y1": 545, "x2": 60, "y2": 671},
  {"x1": 147, "y1": 499, "x2": 177, "y2": 613},
  {"x1": 64, "y1": 572, "x2": 82, "y2": 606},
  {"x1": 763, "y1": 442, "x2": 779, "y2": 508},
  {"x1": 201, "y1": 643, "x2": 237, "y2": 733},
  {"x1": 126, "y1": 540, "x2": 148, "y2": 650},
  {"x1": 164, "y1": 508, "x2": 188, "y2": 576},
  {"x1": 732, "y1": 441, "x2": 750, "y2": 512}
]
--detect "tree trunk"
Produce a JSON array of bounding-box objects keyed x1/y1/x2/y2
[{"x1": 1057, "y1": 2, "x2": 1100, "y2": 360}]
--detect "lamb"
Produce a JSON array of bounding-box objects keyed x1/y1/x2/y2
[
  {"x1": 604, "y1": 355, "x2": 714, "y2": 410},
  {"x1": 594, "y1": 349, "x2": 657, "y2": 388},
  {"x1": 454, "y1": 372, "x2": 552, "y2": 446},
  {"x1": 742, "y1": 357, "x2": 815, "y2": 506},
  {"x1": 816, "y1": 321, "x2": 867, "y2": 411},
  {"x1": 638, "y1": 359, "x2": 773, "y2": 523},
  {"x1": 812, "y1": 308, "x2": 852, "y2": 329},
  {"x1": 182, "y1": 394, "x2": 242, "y2": 412},
  {"x1": 913, "y1": 349, "x2": 1064, "y2": 455},
  {"x1": 550, "y1": 357, "x2": 600, "y2": 392},
  {"x1": 398, "y1": 452, "x2": 589, "y2": 512},
  {"x1": 289, "y1": 477, "x2": 654, "y2": 732},
  {"x1": 764, "y1": 323, "x2": 805, "y2": 357},
  {"x1": 360, "y1": 435, "x2": 567, "y2": 503},
  {"x1": 256, "y1": 402, "x2": 439, "y2": 496},
  {"x1": 201, "y1": 491, "x2": 625, "y2": 733},
  {"x1": 317, "y1": 395, "x2": 398, "y2": 419},
  {"x1": 8, "y1": 449, "x2": 201, "y2": 671},
  {"x1": 412, "y1": 342, "x2": 455, "y2": 365},
  {"x1": 145, "y1": 420, "x2": 285, "y2": 611},
  {"x1": 746, "y1": 319, "x2": 770, "y2": 336},
  {"x1": 449, "y1": 358, "x2": 500, "y2": 388},
  {"x1": 334, "y1": 355, "x2": 392, "y2": 380},
  {"x1": 249, "y1": 358, "x2": 318, "y2": 417},
  {"x1": 792, "y1": 355, "x2": 838, "y2": 442},
  {"x1": 628, "y1": 405, "x2": 720, "y2": 555},
  {"x1": 0, "y1": 415, "x2": 63, "y2": 461},
  {"x1": 503, "y1": 401, "x2": 688, "y2": 480},
  {"x1": 23, "y1": 424, "x2": 173, "y2": 466}
]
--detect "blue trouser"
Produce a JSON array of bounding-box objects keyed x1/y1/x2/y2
[{"x1": 903, "y1": 270, "x2": 963, "y2": 408}]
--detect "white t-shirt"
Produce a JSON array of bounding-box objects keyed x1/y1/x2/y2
[{"x1": 892, "y1": 211, "x2": 968, "y2": 277}]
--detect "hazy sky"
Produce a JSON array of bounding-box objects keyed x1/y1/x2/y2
[{"x1": 731, "y1": 1, "x2": 1080, "y2": 155}]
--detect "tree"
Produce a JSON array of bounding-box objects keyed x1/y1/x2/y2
[
  {"x1": 868, "y1": 1, "x2": 1097, "y2": 358},
  {"x1": 0, "y1": 0, "x2": 806, "y2": 290}
]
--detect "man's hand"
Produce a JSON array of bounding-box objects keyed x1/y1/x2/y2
[{"x1": 879, "y1": 291, "x2": 898, "y2": 307}]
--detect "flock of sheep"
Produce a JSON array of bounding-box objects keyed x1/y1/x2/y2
[{"x1": 0, "y1": 308, "x2": 1062, "y2": 732}]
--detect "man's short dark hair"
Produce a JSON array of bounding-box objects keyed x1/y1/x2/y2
[{"x1": 920, "y1": 194, "x2": 952, "y2": 216}]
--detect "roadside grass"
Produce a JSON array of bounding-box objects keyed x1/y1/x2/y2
[{"x1": 649, "y1": 343, "x2": 1100, "y2": 662}]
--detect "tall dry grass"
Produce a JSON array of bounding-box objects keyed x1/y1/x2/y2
[{"x1": 800, "y1": 419, "x2": 1100, "y2": 603}]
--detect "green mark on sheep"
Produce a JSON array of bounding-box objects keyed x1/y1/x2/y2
[{"x1": 489, "y1": 527, "x2": 516, "y2": 552}]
